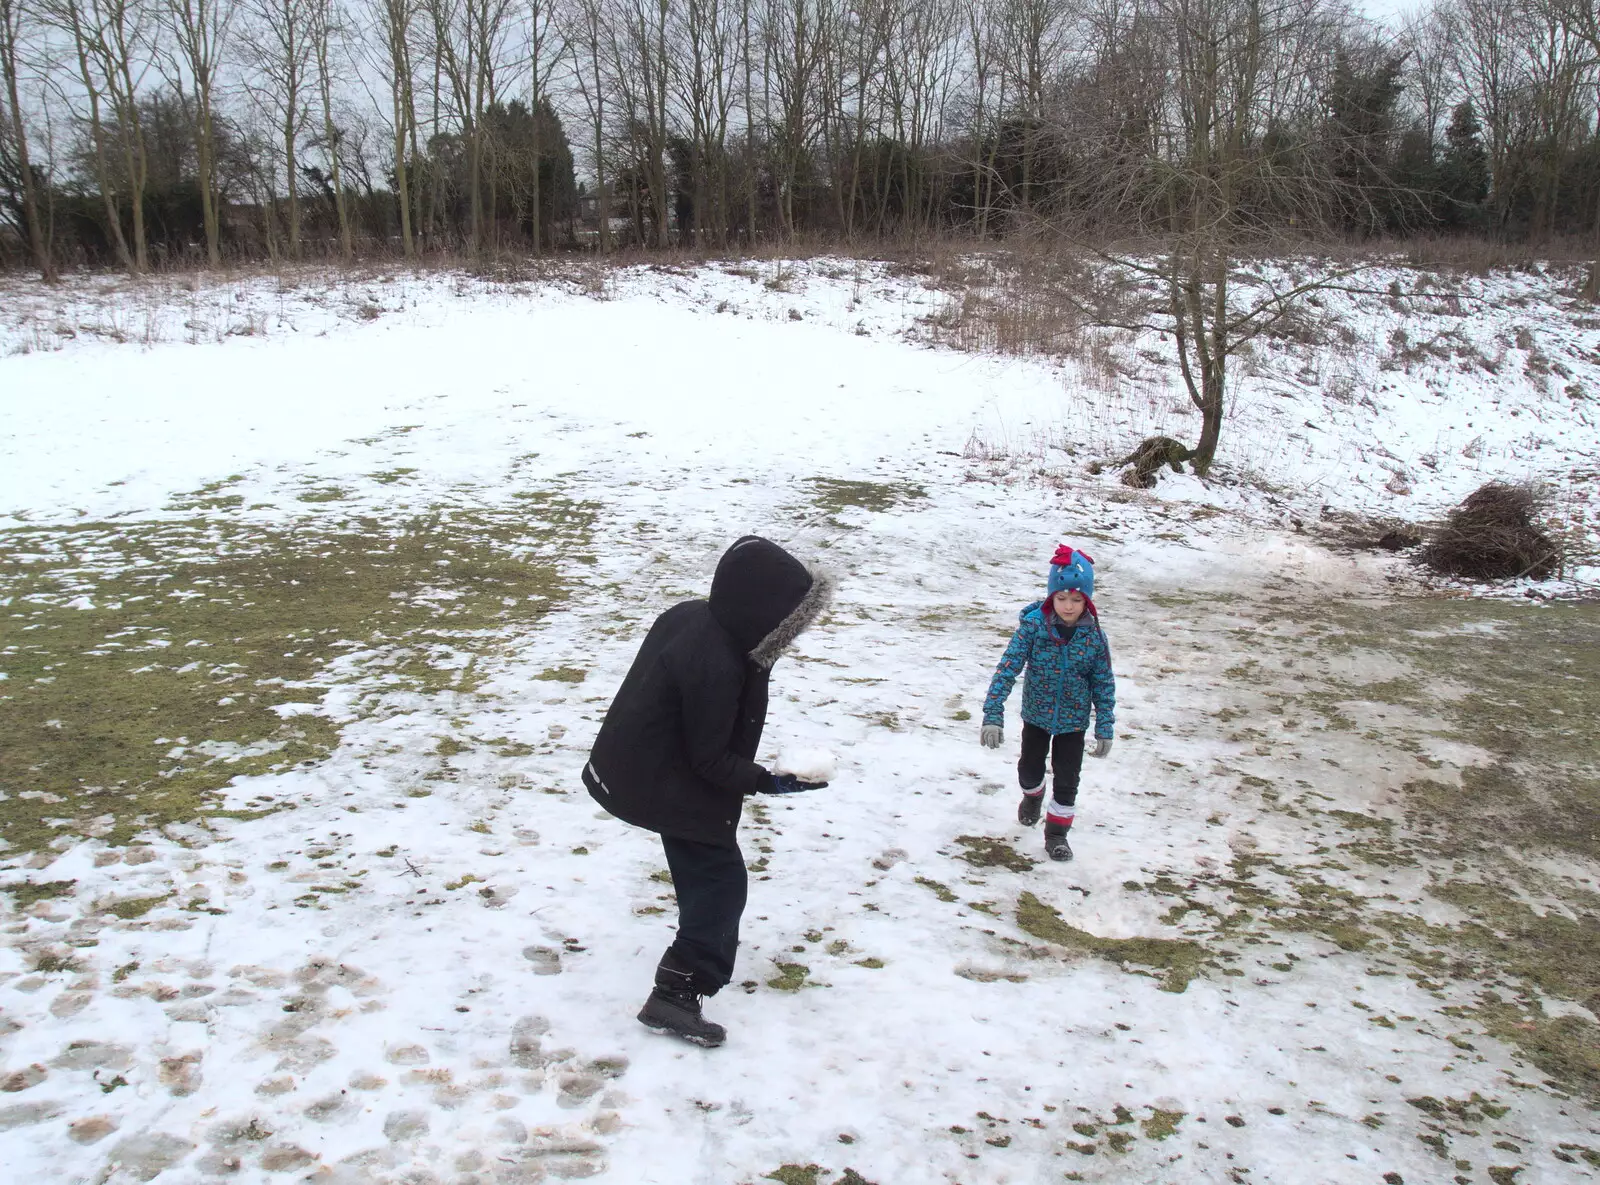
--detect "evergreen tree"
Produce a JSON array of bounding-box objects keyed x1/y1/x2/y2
[{"x1": 1437, "y1": 101, "x2": 1489, "y2": 228}]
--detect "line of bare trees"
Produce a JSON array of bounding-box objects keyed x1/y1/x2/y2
[{"x1": 4, "y1": 0, "x2": 1600, "y2": 277}]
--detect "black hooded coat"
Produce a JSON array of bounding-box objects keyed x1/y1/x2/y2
[{"x1": 582, "y1": 537, "x2": 832, "y2": 846}]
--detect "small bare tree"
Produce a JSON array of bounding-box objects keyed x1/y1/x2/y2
[{"x1": 1059, "y1": 0, "x2": 1380, "y2": 478}]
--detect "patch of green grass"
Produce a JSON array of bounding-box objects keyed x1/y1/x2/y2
[
  {"x1": 854, "y1": 957, "x2": 885, "y2": 969},
  {"x1": 1475, "y1": 996, "x2": 1600, "y2": 1102},
  {"x1": 954, "y1": 835, "x2": 1036, "y2": 873},
  {"x1": 764, "y1": 1167, "x2": 822, "y2": 1185},
  {"x1": 168, "y1": 476, "x2": 247, "y2": 512},
  {"x1": 766, "y1": 962, "x2": 811, "y2": 991},
  {"x1": 111, "y1": 960, "x2": 138, "y2": 983},
  {"x1": 102, "y1": 894, "x2": 170, "y2": 919},
  {"x1": 807, "y1": 477, "x2": 927, "y2": 523},
  {"x1": 1, "y1": 879, "x2": 76, "y2": 908},
  {"x1": 535, "y1": 666, "x2": 587, "y2": 683},
  {"x1": 1141, "y1": 1109, "x2": 1184, "y2": 1140},
  {"x1": 296, "y1": 487, "x2": 348, "y2": 503},
  {"x1": 1017, "y1": 892, "x2": 1204, "y2": 992},
  {"x1": 916, "y1": 876, "x2": 957, "y2": 902},
  {"x1": 369, "y1": 468, "x2": 417, "y2": 485},
  {"x1": 0, "y1": 494, "x2": 595, "y2": 853}
]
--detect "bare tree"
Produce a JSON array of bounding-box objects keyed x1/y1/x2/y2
[
  {"x1": 46, "y1": 0, "x2": 137, "y2": 270},
  {"x1": 763, "y1": 0, "x2": 826, "y2": 236},
  {"x1": 427, "y1": 0, "x2": 515, "y2": 251},
  {"x1": 309, "y1": 0, "x2": 350, "y2": 257},
  {"x1": 1554, "y1": 0, "x2": 1600, "y2": 296},
  {"x1": 368, "y1": 0, "x2": 417, "y2": 255},
  {"x1": 1398, "y1": 7, "x2": 1454, "y2": 155},
  {"x1": 240, "y1": 0, "x2": 312, "y2": 257},
  {"x1": 98, "y1": 0, "x2": 154, "y2": 269},
  {"x1": 0, "y1": 0, "x2": 55, "y2": 278},
  {"x1": 526, "y1": 0, "x2": 562, "y2": 252},
  {"x1": 1066, "y1": 0, "x2": 1370, "y2": 477},
  {"x1": 673, "y1": 0, "x2": 738, "y2": 245},
  {"x1": 564, "y1": 0, "x2": 612, "y2": 250},
  {"x1": 164, "y1": 0, "x2": 232, "y2": 265},
  {"x1": 997, "y1": 0, "x2": 1074, "y2": 218}
]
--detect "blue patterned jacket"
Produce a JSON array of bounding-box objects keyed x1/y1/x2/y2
[{"x1": 983, "y1": 601, "x2": 1115, "y2": 738}]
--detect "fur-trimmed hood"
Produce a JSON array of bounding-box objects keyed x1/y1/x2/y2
[
  {"x1": 749, "y1": 564, "x2": 834, "y2": 668},
  {"x1": 708, "y1": 535, "x2": 833, "y2": 669}
]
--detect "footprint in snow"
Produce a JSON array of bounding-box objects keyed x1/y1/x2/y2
[{"x1": 522, "y1": 945, "x2": 562, "y2": 975}]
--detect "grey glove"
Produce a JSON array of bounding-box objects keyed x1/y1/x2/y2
[
  {"x1": 1091, "y1": 737, "x2": 1113, "y2": 758},
  {"x1": 980, "y1": 724, "x2": 1003, "y2": 749}
]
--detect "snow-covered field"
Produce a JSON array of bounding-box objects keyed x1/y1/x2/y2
[{"x1": 1, "y1": 257, "x2": 1597, "y2": 1185}]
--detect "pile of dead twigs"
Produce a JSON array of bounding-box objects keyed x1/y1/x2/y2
[{"x1": 1421, "y1": 482, "x2": 1560, "y2": 581}]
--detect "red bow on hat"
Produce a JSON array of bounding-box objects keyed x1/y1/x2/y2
[{"x1": 1051, "y1": 544, "x2": 1093, "y2": 567}]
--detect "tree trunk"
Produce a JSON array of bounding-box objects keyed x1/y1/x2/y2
[
  {"x1": 0, "y1": 0, "x2": 55, "y2": 280},
  {"x1": 197, "y1": 98, "x2": 222, "y2": 266},
  {"x1": 284, "y1": 112, "x2": 301, "y2": 258}
]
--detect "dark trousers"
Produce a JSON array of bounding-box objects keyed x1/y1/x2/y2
[
  {"x1": 660, "y1": 835, "x2": 748, "y2": 996},
  {"x1": 1018, "y1": 722, "x2": 1085, "y2": 807}
]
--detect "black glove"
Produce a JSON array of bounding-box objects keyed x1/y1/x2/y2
[{"x1": 765, "y1": 772, "x2": 828, "y2": 794}]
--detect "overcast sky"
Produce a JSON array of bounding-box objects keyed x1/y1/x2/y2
[{"x1": 1362, "y1": 0, "x2": 1428, "y2": 28}]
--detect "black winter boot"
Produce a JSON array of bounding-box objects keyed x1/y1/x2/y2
[
  {"x1": 1018, "y1": 791, "x2": 1044, "y2": 827},
  {"x1": 1043, "y1": 822, "x2": 1073, "y2": 862},
  {"x1": 638, "y1": 953, "x2": 726, "y2": 1048}
]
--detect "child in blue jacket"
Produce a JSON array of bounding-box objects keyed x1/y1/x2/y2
[{"x1": 981, "y1": 545, "x2": 1116, "y2": 862}]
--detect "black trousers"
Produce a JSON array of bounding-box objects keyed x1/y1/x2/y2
[
  {"x1": 660, "y1": 834, "x2": 748, "y2": 996},
  {"x1": 1018, "y1": 722, "x2": 1085, "y2": 806}
]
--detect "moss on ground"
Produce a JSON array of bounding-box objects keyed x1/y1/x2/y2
[
  {"x1": 763, "y1": 1167, "x2": 822, "y2": 1185},
  {"x1": 0, "y1": 493, "x2": 595, "y2": 853},
  {"x1": 0, "y1": 879, "x2": 76, "y2": 908},
  {"x1": 807, "y1": 478, "x2": 927, "y2": 525},
  {"x1": 1127, "y1": 589, "x2": 1600, "y2": 1099},
  {"x1": 102, "y1": 893, "x2": 170, "y2": 919},
  {"x1": 766, "y1": 962, "x2": 811, "y2": 991},
  {"x1": 954, "y1": 835, "x2": 1036, "y2": 872},
  {"x1": 1017, "y1": 892, "x2": 1205, "y2": 992}
]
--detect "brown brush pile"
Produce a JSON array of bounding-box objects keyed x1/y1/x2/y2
[{"x1": 1421, "y1": 482, "x2": 1559, "y2": 580}]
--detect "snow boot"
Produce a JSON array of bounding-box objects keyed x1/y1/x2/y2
[
  {"x1": 1044, "y1": 800, "x2": 1075, "y2": 862},
  {"x1": 637, "y1": 953, "x2": 726, "y2": 1048},
  {"x1": 1043, "y1": 822, "x2": 1073, "y2": 862},
  {"x1": 1017, "y1": 789, "x2": 1044, "y2": 827}
]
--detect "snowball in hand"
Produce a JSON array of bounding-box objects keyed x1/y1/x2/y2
[{"x1": 773, "y1": 748, "x2": 837, "y2": 784}]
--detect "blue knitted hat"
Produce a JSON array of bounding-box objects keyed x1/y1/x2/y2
[{"x1": 1046, "y1": 545, "x2": 1095, "y2": 599}]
